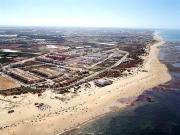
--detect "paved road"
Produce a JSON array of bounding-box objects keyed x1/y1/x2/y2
[
  {"x1": 62, "y1": 51, "x2": 129, "y2": 89},
  {"x1": 110, "y1": 52, "x2": 129, "y2": 68}
]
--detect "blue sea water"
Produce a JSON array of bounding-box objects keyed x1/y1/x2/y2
[
  {"x1": 158, "y1": 29, "x2": 180, "y2": 42},
  {"x1": 173, "y1": 63, "x2": 180, "y2": 68},
  {"x1": 63, "y1": 29, "x2": 180, "y2": 135}
]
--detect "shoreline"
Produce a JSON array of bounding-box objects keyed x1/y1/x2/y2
[
  {"x1": 0, "y1": 34, "x2": 172, "y2": 135},
  {"x1": 59, "y1": 34, "x2": 172, "y2": 135}
]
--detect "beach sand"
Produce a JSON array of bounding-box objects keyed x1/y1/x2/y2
[{"x1": 0, "y1": 35, "x2": 171, "y2": 135}]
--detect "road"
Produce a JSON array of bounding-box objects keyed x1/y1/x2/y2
[
  {"x1": 62, "y1": 50, "x2": 129, "y2": 89},
  {"x1": 110, "y1": 52, "x2": 129, "y2": 68}
]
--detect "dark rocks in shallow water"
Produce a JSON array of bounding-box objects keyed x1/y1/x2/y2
[
  {"x1": 135, "y1": 94, "x2": 155, "y2": 103},
  {"x1": 130, "y1": 102, "x2": 135, "y2": 106},
  {"x1": 146, "y1": 96, "x2": 154, "y2": 102}
]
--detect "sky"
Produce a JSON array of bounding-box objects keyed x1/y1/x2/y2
[{"x1": 0, "y1": 0, "x2": 179, "y2": 29}]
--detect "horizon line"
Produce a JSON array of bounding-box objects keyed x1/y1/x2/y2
[{"x1": 0, "y1": 25, "x2": 179, "y2": 30}]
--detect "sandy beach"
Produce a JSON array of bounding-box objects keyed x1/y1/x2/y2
[{"x1": 0, "y1": 34, "x2": 172, "y2": 135}]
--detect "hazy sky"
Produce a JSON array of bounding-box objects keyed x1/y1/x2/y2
[{"x1": 0, "y1": 0, "x2": 179, "y2": 29}]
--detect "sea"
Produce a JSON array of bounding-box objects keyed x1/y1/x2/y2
[{"x1": 62, "y1": 29, "x2": 180, "y2": 135}]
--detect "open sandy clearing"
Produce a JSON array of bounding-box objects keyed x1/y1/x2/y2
[{"x1": 0, "y1": 76, "x2": 17, "y2": 90}]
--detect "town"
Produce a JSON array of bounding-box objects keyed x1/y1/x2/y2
[{"x1": 0, "y1": 27, "x2": 155, "y2": 95}]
